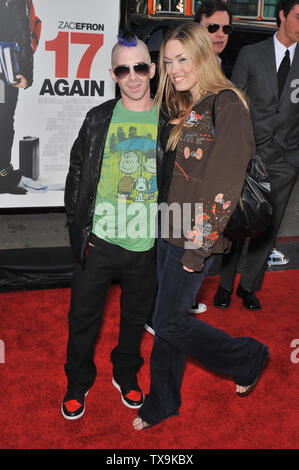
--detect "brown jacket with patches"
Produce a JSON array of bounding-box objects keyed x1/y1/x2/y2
[{"x1": 161, "y1": 90, "x2": 255, "y2": 272}]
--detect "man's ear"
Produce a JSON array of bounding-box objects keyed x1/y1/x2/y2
[
  {"x1": 279, "y1": 9, "x2": 286, "y2": 25},
  {"x1": 149, "y1": 62, "x2": 156, "y2": 80},
  {"x1": 109, "y1": 67, "x2": 117, "y2": 83}
]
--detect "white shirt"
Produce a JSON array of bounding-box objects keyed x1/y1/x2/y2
[{"x1": 274, "y1": 32, "x2": 297, "y2": 71}]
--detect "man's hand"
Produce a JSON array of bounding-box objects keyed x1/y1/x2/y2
[{"x1": 12, "y1": 75, "x2": 28, "y2": 88}]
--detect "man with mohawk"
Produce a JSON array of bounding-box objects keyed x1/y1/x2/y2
[{"x1": 61, "y1": 30, "x2": 162, "y2": 420}]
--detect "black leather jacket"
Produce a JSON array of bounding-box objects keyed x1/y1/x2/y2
[
  {"x1": 65, "y1": 99, "x2": 166, "y2": 265},
  {"x1": 0, "y1": 0, "x2": 33, "y2": 87}
]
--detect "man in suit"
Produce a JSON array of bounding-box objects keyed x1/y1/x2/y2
[{"x1": 213, "y1": 0, "x2": 299, "y2": 310}]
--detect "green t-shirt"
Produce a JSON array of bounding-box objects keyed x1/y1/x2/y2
[{"x1": 92, "y1": 100, "x2": 158, "y2": 252}]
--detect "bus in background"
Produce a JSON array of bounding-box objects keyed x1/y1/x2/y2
[
  {"x1": 228, "y1": 0, "x2": 277, "y2": 21},
  {"x1": 129, "y1": 0, "x2": 278, "y2": 22},
  {"x1": 124, "y1": 0, "x2": 279, "y2": 84}
]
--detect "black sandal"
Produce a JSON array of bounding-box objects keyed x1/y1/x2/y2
[
  {"x1": 236, "y1": 377, "x2": 259, "y2": 397},
  {"x1": 236, "y1": 351, "x2": 269, "y2": 397}
]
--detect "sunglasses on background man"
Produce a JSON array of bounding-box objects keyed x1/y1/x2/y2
[{"x1": 206, "y1": 24, "x2": 233, "y2": 35}]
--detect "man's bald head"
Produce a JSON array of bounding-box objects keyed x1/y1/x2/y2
[
  {"x1": 111, "y1": 38, "x2": 151, "y2": 68},
  {"x1": 109, "y1": 30, "x2": 155, "y2": 111}
]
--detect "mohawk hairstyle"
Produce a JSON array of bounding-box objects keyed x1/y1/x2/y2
[{"x1": 117, "y1": 29, "x2": 138, "y2": 47}]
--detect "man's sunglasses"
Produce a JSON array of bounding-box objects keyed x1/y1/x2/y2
[
  {"x1": 113, "y1": 62, "x2": 150, "y2": 79},
  {"x1": 206, "y1": 24, "x2": 232, "y2": 35}
]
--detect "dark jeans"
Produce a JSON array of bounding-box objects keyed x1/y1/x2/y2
[
  {"x1": 138, "y1": 238, "x2": 268, "y2": 426},
  {"x1": 0, "y1": 73, "x2": 18, "y2": 169},
  {"x1": 64, "y1": 234, "x2": 157, "y2": 392}
]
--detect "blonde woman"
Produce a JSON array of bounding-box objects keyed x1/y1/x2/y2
[{"x1": 132, "y1": 22, "x2": 269, "y2": 430}]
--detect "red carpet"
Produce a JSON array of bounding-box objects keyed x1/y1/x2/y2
[{"x1": 0, "y1": 270, "x2": 299, "y2": 450}]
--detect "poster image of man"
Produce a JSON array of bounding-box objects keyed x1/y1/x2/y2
[{"x1": 0, "y1": 0, "x2": 35, "y2": 195}]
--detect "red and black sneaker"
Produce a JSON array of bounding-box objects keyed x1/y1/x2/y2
[
  {"x1": 112, "y1": 378, "x2": 144, "y2": 409},
  {"x1": 61, "y1": 389, "x2": 88, "y2": 420}
]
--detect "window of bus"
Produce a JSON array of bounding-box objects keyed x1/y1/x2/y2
[
  {"x1": 130, "y1": 1, "x2": 148, "y2": 14},
  {"x1": 155, "y1": 0, "x2": 185, "y2": 12},
  {"x1": 263, "y1": 0, "x2": 278, "y2": 19},
  {"x1": 193, "y1": 0, "x2": 202, "y2": 13},
  {"x1": 227, "y1": 0, "x2": 259, "y2": 18}
]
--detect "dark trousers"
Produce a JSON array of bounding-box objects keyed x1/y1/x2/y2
[
  {"x1": 219, "y1": 145, "x2": 298, "y2": 293},
  {"x1": 0, "y1": 73, "x2": 18, "y2": 169},
  {"x1": 138, "y1": 238, "x2": 268, "y2": 426},
  {"x1": 64, "y1": 234, "x2": 157, "y2": 392}
]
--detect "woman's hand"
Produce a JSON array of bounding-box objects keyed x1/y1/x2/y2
[{"x1": 183, "y1": 265, "x2": 195, "y2": 273}]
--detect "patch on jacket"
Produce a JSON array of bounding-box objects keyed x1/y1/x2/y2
[{"x1": 179, "y1": 110, "x2": 214, "y2": 163}]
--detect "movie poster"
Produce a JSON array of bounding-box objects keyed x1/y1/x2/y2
[{"x1": 0, "y1": 0, "x2": 120, "y2": 208}]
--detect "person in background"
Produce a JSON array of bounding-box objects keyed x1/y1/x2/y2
[
  {"x1": 194, "y1": 0, "x2": 232, "y2": 56},
  {"x1": 176, "y1": 0, "x2": 184, "y2": 13},
  {"x1": 213, "y1": 0, "x2": 299, "y2": 311},
  {"x1": 61, "y1": 31, "x2": 163, "y2": 420},
  {"x1": 132, "y1": 22, "x2": 269, "y2": 430},
  {"x1": 195, "y1": 0, "x2": 289, "y2": 273},
  {"x1": 0, "y1": 0, "x2": 33, "y2": 195}
]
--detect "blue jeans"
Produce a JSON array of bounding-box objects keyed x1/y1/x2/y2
[{"x1": 138, "y1": 238, "x2": 268, "y2": 426}]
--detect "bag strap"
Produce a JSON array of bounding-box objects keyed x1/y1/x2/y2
[{"x1": 211, "y1": 89, "x2": 236, "y2": 137}]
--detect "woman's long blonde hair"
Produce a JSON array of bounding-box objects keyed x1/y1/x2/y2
[{"x1": 154, "y1": 22, "x2": 248, "y2": 150}]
